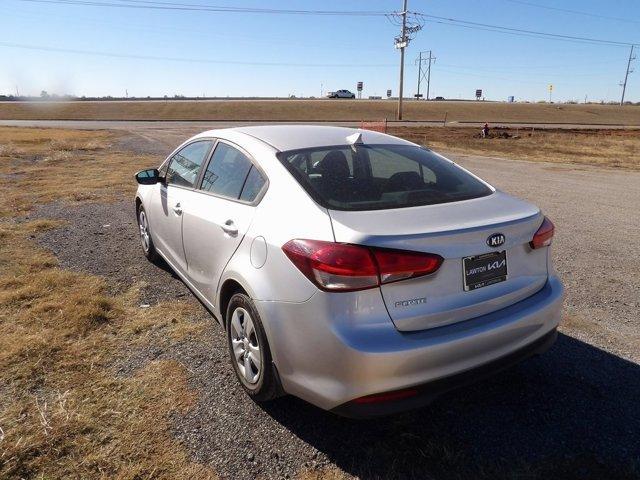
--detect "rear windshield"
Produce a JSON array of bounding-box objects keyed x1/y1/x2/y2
[{"x1": 277, "y1": 144, "x2": 493, "y2": 211}]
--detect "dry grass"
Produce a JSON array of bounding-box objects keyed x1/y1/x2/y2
[
  {"x1": 0, "y1": 128, "x2": 153, "y2": 217},
  {"x1": 0, "y1": 128, "x2": 215, "y2": 478},
  {"x1": 0, "y1": 125, "x2": 636, "y2": 479},
  {"x1": 390, "y1": 126, "x2": 640, "y2": 170},
  {"x1": 1, "y1": 100, "x2": 639, "y2": 124}
]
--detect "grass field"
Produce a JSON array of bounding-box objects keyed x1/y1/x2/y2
[
  {"x1": 1, "y1": 100, "x2": 640, "y2": 124},
  {"x1": 390, "y1": 127, "x2": 640, "y2": 170},
  {"x1": 0, "y1": 128, "x2": 216, "y2": 478},
  {"x1": 1, "y1": 126, "x2": 638, "y2": 479}
]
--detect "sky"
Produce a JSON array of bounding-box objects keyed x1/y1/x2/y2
[{"x1": 1, "y1": 0, "x2": 639, "y2": 102}]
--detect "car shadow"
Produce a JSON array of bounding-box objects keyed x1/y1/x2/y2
[
  {"x1": 149, "y1": 253, "x2": 179, "y2": 279},
  {"x1": 261, "y1": 333, "x2": 640, "y2": 479}
]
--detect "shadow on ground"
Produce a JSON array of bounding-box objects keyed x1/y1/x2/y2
[
  {"x1": 36, "y1": 200, "x2": 640, "y2": 480},
  {"x1": 263, "y1": 333, "x2": 640, "y2": 479}
]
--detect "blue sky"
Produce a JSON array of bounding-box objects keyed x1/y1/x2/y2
[{"x1": 2, "y1": 0, "x2": 639, "y2": 102}]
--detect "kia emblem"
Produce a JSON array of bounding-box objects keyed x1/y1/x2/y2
[{"x1": 487, "y1": 233, "x2": 505, "y2": 248}]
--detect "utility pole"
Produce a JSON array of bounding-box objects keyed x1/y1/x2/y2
[
  {"x1": 416, "y1": 51, "x2": 422, "y2": 100},
  {"x1": 396, "y1": 0, "x2": 408, "y2": 120},
  {"x1": 426, "y1": 50, "x2": 433, "y2": 101},
  {"x1": 620, "y1": 45, "x2": 635, "y2": 106},
  {"x1": 416, "y1": 50, "x2": 435, "y2": 101}
]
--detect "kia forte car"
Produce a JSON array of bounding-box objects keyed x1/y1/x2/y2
[{"x1": 134, "y1": 125, "x2": 563, "y2": 417}]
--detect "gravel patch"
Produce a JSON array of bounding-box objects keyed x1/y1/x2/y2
[
  {"x1": 33, "y1": 198, "x2": 640, "y2": 480},
  {"x1": 36, "y1": 200, "x2": 189, "y2": 304},
  {"x1": 29, "y1": 133, "x2": 640, "y2": 479}
]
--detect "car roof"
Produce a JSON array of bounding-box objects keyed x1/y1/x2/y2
[{"x1": 194, "y1": 125, "x2": 416, "y2": 152}]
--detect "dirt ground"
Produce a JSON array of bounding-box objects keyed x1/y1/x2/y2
[
  {"x1": 1, "y1": 127, "x2": 639, "y2": 479},
  {"x1": 390, "y1": 126, "x2": 640, "y2": 170},
  {"x1": 1, "y1": 99, "x2": 639, "y2": 125}
]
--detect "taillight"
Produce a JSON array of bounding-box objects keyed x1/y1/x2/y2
[
  {"x1": 530, "y1": 216, "x2": 555, "y2": 249},
  {"x1": 282, "y1": 239, "x2": 443, "y2": 292},
  {"x1": 373, "y1": 248, "x2": 443, "y2": 284}
]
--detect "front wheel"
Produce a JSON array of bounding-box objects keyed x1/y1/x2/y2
[
  {"x1": 226, "y1": 293, "x2": 278, "y2": 401},
  {"x1": 137, "y1": 204, "x2": 158, "y2": 261}
]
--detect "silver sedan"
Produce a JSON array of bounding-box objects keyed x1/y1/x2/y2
[{"x1": 134, "y1": 125, "x2": 563, "y2": 417}]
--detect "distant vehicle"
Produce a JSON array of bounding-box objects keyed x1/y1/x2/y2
[
  {"x1": 327, "y1": 89, "x2": 356, "y2": 99},
  {"x1": 434, "y1": 96, "x2": 445, "y2": 101},
  {"x1": 134, "y1": 125, "x2": 562, "y2": 417}
]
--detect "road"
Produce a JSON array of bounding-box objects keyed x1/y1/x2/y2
[
  {"x1": 33, "y1": 125, "x2": 640, "y2": 479},
  {"x1": 2, "y1": 119, "x2": 640, "y2": 131}
]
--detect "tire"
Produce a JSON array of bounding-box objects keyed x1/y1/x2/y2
[
  {"x1": 137, "y1": 204, "x2": 158, "y2": 262},
  {"x1": 226, "y1": 292, "x2": 278, "y2": 401}
]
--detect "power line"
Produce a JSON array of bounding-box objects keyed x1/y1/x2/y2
[
  {"x1": 502, "y1": 0, "x2": 640, "y2": 25},
  {"x1": 15, "y1": 0, "x2": 388, "y2": 15},
  {"x1": 0, "y1": 41, "x2": 396, "y2": 67},
  {"x1": 15, "y1": 0, "x2": 640, "y2": 46},
  {"x1": 413, "y1": 12, "x2": 638, "y2": 47},
  {"x1": 437, "y1": 60, "x2": 622, "y2": 71}
]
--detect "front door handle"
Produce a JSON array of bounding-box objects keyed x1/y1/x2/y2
[
  {"x1": 221, "y1": 219, "x2": 238, "y2": 236},
  {"x1": 173, "y1": 202, "x2": 182, "y2": 215}
]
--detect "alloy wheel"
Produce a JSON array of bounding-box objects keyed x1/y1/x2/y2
[
  {"x1": 230, "y1": 307, "x2": 261, "y2": 384},
  {"x1": 138, "y1": 209, "x2": 150, "y2": 252}
]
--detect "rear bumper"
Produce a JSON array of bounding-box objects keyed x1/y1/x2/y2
[
  {"x1": 332, "y1": 327, "x2": 557, "y2": 418},
  {"x1": 256, "y1": 275, "x2": 563, "y2": 413}
]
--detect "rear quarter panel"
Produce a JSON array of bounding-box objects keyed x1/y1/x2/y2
[{"x1": 216, "y1": 134, "x2": 335, "y2": 310}]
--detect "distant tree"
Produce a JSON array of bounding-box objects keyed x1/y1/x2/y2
[{"x1": 40, "y1": 90, "x2": 49, "y2": 98}]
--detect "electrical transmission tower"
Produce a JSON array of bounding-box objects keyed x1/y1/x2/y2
[
  {"x1": 387, "y1": 1, "x2": 423, "y2": 119},
  {"x1": 416, "y1": 50, "x2": 436, "y2": 100},
  {"x1": 620, "y1": 45, "x2": 635, "y2": 106}
]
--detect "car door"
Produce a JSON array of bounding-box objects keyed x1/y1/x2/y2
[
  {"x1": 147, "y1": 139, "x2": 214, "y2": 275},
  {"x1": 181, "y1": 140, "x2": 268, "y2": 306}
]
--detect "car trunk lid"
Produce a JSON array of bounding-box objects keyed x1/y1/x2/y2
[{"x1": 328, "y1": 191, "x2": 549, "y2": 332}]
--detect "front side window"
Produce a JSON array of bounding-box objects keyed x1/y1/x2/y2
[
  {"x1": 278, "y1": 144, "x2": 492, "y2": 211},
  {"x1": 166, "y1": 140, "x2": 213, "y2": 188},
  {"x1": 200, "y1": 142, "x2": 253, "y2": 199}
]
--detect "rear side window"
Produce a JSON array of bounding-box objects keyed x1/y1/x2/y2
[
  {"x1": 278, "y1": 144, "x2": 492, "y2": 211},
  {"x1": 239, "y1": 166, "x2": 266, "y2": 202},
  {"x1": 166, "y1": 140, "x2": 213, "y2": 188}
]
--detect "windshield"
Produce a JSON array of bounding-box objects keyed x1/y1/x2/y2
[{"x1": 277, "y1": 144, "x2": 493, "y2": 211}]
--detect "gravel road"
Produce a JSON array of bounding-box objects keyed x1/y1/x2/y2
[{"x1": 35, "y1": 132, "x2": 640, "y2": 479}]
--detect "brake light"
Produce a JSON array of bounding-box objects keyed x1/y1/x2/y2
[
  {"x1": 282, "y1": 239, "x2": 443, "y2": 292},
  {"x1": 530, "y1": 216, "x2": 555, "y2": 249}
]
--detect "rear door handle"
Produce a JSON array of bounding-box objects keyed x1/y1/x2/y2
[
  {"x1": 173, "y1": 202, "x2": 182, "y2": 215},
  {"x1": 221, "y1": 219, "x2": 238, "y2": 236}
]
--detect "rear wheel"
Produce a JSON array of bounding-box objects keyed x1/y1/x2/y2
[
  {"x1": 137, "y1": 204, "x2": 158, "y2": 261},
  {"x1": 226, "y1": 293, "x2": 278, "y2": 401}
]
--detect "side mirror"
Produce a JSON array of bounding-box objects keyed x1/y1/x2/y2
[{"x1": 135, "y1": 168, "x2": 161, "y2": 185}]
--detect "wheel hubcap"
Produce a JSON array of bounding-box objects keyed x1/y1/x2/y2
[
  {"x1": 230, "y1": 307, "x2": 261, "y2": 384},
  {"x1": 138, "y1": 210, "x2": 150, "y2": 252}
]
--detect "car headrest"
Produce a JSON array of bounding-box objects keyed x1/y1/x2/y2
[
  {"x1": 386, "y1": 171, "x2": 424, "y2": 192},
  {"x1": 316, "y1": 150, "x2": 350, "y2": 181}
]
